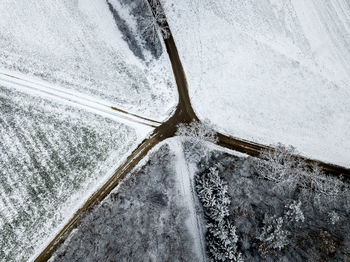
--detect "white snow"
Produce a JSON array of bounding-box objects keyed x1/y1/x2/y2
[
  {"x1": 0, "y1": 0, "x2": 177, "y2": 121},
  {"x1": 0, "y1": 1, "x2": 180, "y2": 260},
  {"x1": 0, "y1": 69, "x2": 156, "y2": 135},
  {"x1": 163, "y1": 0, "x2": 350, "y2": 167},
  {"x1": 167, "y1": 138, "x2": 208, "y2": 262},
  {"x1": 0, "y1": 85, "x2": 141, "y2": 261}
]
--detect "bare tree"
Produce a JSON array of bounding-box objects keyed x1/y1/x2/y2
[
  {"x1": 256, "y1": 144, "x2": 347, "y2": 199},
  {"x1": 176, "y1": 121, "x2": 218, "y2": 144}
]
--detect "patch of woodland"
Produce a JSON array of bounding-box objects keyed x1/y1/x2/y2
[
  {"x1": 193, "y1": 144, "x2": 350, "y2": 262},
  {"x1": 176, "y1": 121, "x2": 349, "y2": 262},
  {"x1": 51, "y1": 144, "x2": 197, "y2": 262}
]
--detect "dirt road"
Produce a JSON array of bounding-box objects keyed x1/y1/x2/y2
[
  {"x1": 34, "y1": 1, "x2": 350, "y2": 260},
  {"x1": 216, "y1": 133, "x2": 349, "y2": 176},
  {"x1": 33, "y1": 28, "x2": 199, "y2": 262}
]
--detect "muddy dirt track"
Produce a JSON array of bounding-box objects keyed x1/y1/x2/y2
[
  {"x1": 34, "y1": 34, "x2": 197, "y2": 262},
  {"x1": 34, "y1": 2, "x2": 350, "y2": 261}
]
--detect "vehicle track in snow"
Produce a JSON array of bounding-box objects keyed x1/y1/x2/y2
[
  {"x1": 0, "y1": 71, "x2": 161, "y2": 129},
  {"x1": 34, "y1": 0, "x2": 350, "y2": 260},
  {"x1": 168, "y1": 138, "x2": 208, "y2": 261}
]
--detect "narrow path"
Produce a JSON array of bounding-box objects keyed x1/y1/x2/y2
[
  {"x1": 34, "y1": 1, "x2": 350, "y2": 261},
  {"x1": 168, "y1": 139, "x2": 207, "y2": 262},
  {"x1": 110, "y1": 106, "x2": 161, "y2": 125},
  {"x1": 0, "y1": 71, "x2": 160, "y2": 128}
]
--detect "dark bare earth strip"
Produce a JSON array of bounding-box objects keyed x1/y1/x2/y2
[
  {"x1": 111, "y1": 106, "x2": 162, "y2": 125},
  {"x1": 34, "y1": 1, "x2": 350, "y2": 261},
  {"x1": 217, "y1": 133, "x2": 350, "y2": 177}
]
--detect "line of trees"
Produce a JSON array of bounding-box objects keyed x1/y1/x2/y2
[
  {"x1": 256, "y1": 143, "x2": 345, "y2": 199},
  {"x1": 195, "y1": 167, "x2": 243, "y2": 262},
  {"x1": 184, "y1": 125, "x2": 350, "y2": 261}
]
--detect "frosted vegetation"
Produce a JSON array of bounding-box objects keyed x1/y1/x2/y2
[
  {"x1": 189, "y1": 140, "x2": 350, "y2": 261},
  {"x1": 50, "y1": 144, "x2": 197, "y2": 262},
  {"x1": 0, "y1": 1, "x2": 348, "y2": 261},
  {"x1": 49, "y1": 122, "x2": 349, "y2": 261},
  {"x1": 0, "y1": 0, "x2": 176, "y2": 119},
  {"x1": 195, "y1": 167, "x2": 243, "y2": 262},
  {"x1": 176, "y1": 121, "x2": 218, "y2": 164},
  {"x1": 0, "y1": 86, "x2": 137, "y2": 261}
]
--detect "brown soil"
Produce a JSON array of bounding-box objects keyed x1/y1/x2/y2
[
  {"x1": 110, "y1": 106, "x2": 162, "y2": 126},
  {"x1": 34, "y1": 33, "x2": 197, "y2": 262},
  {"x1": 34, "y1": 2, "x2": 350, "y2": 261}
]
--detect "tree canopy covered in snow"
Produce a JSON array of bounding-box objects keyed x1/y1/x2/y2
[
  {"x1": 51, "y1": 144, "x2": 198, "y2": 262},
  {"x1": 192, "y1": 143, "x2": 350, "y2": 261}
]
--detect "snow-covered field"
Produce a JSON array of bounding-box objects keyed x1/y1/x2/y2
[
  {"x1": 163, "y1": 0, "x2": 350, "y2": 167},
  {"x1": 0, "y1": 1, "x2": 178, "y2": 260},
  {"x1": 0, "y1": 0, "x2": 177, "y2": 120},
  {"x1": 0, "y1": 69, "x2": 160, "y2": 131},
  {"x1": 0, "y1": 86, "x2": 140, "y2": 261}
]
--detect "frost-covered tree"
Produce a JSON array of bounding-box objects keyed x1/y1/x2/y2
[
  {"x1": 329, "y1": 211, "x2": 340, "y2": 225},
  {"x1": 258, "y1": 200, "x2": 306, "y2": 252},
  {"x1": 176, "y1": 121, "x2": 218, "y2": 163},
  {"x1": 207, "y1": 220, "x2": 243, "y2": 262},
  {"x1": 305, "y1": 164, "x2": 344, "y2": 198},
  {"x1": 256, "y1": 144, "x2": 347, "y2": 199},
  {"x1": 140, "y1": 0, "x2": 170, "y2": 40},
  {"x1": 258, "y1": 216, "x2": 290, "y2": 251},
  {"x1": 285, "y1": 200, "x2": 304, "y2": 223},
  {"x1": 196, "y1": 167, "x2": 230, "y2": 222},
  {"x1": 257, "y1": 143, "x2": 301, "y2": 184},
  {"x1": 176, "y1": 121, "x2": 218, "y2": 144},
  {"x1": 195, "y1": 167, "x2": 243, "y2": 261}
]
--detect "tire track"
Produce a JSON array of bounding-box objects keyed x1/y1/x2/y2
[{"x1": 0, "y1": 71, "x2": 160, "y2": 128}]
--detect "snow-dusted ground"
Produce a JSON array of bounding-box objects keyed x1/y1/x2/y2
[
  {"x1": 167, "y1": 138, "x2": 207, "y2": 261},
  {"x1": 163, "y1": 0, "x2": 350, "y2": 167},
  {"x1": 0, "y1": 86, "x2": 143, "y2": 262},
  {"x1": 0, "y1": 1, "x2": 178, "y2": 260},
  {"x1": 0, "y1": 0, "x2": 177, "y2": 121},
  {"x1": 0, "y1": 69, "x2": 160, "y2": 131}
]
